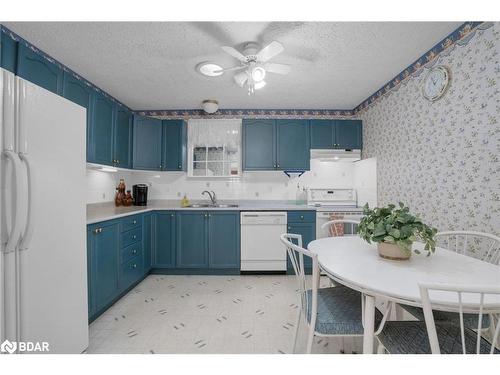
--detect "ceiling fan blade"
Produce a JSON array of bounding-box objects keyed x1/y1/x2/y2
[
  {"x1": 256, "y1": 41, "x2": 284, "y2": 62},
  {"x1": 213, "y1": 65, "x2": 247, "y2": 74},
  {"x1": 262, "y1": 62, "x2": 291, "y2": 75},
  {"x1": 234, "y1": 71, "x2": 248, "y2": 87},
  {"x1": 221, "y1": 46, "x2": 247, "y2": 62}
]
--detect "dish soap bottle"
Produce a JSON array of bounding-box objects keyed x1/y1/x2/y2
[{"x1": 181, "y1": 194, "x2": 190, "y2": 208}]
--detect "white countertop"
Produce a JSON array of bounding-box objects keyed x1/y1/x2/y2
[{"x1": 86, "y1": 199, "x2": 363, "y2": 224}]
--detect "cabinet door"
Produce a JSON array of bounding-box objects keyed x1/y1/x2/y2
[
  {"x1": 286, "y1": 222, "x2": 315, "y2": 273},
  {"x1": 133, "y1": 115, "x2": 163, "y2": 170},
  {"x1": 17, "y1": 44, "x2": 63, "y2": 94},
  {"x1": 310, "y1": 120, "x2": 334, "y2": 149},
  {"x1": 143, "y1": 213, "x2": 153, "y2": 273},
  {"x1": 113, "y1": 106, "x2": 133, "y2": 168},
  {"x1": 276, "y1": 119, "x2": 310, "y2": 170},
  {"x1": 62, "y1": 72, "x2": 94, "y2": 162},
  {"x1": 243, "y1": 119, "x2": 276, "y2": 170},
  {"x1": 1, "y1": 33, "x2": 18, "y2": 73},
  {"x1": 90, "y1": 92, "x2": 114, "y2": 165},
  {"x1": 153, "y1": 211, "x2": 176, "y2": 268},
  {"x1": 334, "y1": 120, "x2": 362, "y2": 149},
  {"x1": 89, "y1": 223, "x2": 119, "y2": 313},
  {"x1": 208, "y1": 212, "x2": 240, "y2": 269},
  {"x1": 162, "y1": 120, "x2": 185, "y2": 171},
  {"x1": 176, "y1": 211, "x2": 208, "y2": 268}
]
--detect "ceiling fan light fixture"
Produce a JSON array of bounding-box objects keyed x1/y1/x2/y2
[
  {"x1": 202, "y1": 99, "x2": 219, "y2": 114},
  {"x1": 251, "y1": 66, "x2": 266, "y2": 82},
  {"x1": 254, "y1": 80, "x2": 266, "y2": 90},
  {"x1": 196, "y1": 62, "x2": 224, "y2": 77}
]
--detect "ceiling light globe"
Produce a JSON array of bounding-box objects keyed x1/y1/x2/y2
[{"x1": 251, "y1": 67, "x2": 266, "y2": 82}]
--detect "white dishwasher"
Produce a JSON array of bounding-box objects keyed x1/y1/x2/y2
[{"x1": 240, "y1": 212, "x2": 287, "y2": 271}]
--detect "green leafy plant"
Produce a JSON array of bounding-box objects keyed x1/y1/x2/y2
[{"x1": 358, "y1": 202, "x2": 438, "y2": 256}]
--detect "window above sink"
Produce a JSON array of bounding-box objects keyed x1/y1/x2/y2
[{"x1": 187, "y1": 119, "x2": 242, "y2": 178}]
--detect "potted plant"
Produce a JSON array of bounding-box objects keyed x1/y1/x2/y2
[{"x1": 358, "y1": 202, "x2": 438, "y2": 260}]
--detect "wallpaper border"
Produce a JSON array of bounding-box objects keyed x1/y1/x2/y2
[
  {"x1": 354, "y1": 21, "x2": 491, "y2": 114},
  {"x1": 134, "y1": 109, "x2": 356, "y2": 119}
]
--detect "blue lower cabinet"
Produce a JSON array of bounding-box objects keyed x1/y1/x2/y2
[
  {"x1": 16, "y1": 43, "x2": 63, "y2": 95},
  {"x1": 143, "y1": 213, "x2": 153, "y2": 273},
  {"x1": 119, "y1": 255, "x2": 144, "y2": 291},
  {"x1": 286, "y1": 212, "x2": 316, "y2": 274},
  {"x1": 176, "y1": 211, "x2": 208, "y2": 268},
  {"x1": 88, "y1": 221, "x2": 120, "y2": 317},
  {"x1": 208, "y1": 212, "x2": 240, "y2": 269},
  {"x1": 153, "y1": 211, "x2": 176, "y2": 268}
]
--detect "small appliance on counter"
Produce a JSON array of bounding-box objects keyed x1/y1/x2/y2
[{"x1": 133, "y1": 184, "x2": 148, "y2": 206}]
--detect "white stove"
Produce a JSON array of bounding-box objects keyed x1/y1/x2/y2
[{"x1": 307, "y1": 188, "x2": 363, "y2": 238}]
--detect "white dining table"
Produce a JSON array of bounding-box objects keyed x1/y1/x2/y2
[{"x1": 308, "y1": 236, "x2": 500, "y2": 354}]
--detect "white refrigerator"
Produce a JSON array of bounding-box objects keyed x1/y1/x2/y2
[{"x1": 1, "y1": 67, "x2": 88, "y2": 353}]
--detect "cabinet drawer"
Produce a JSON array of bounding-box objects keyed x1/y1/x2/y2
[
  {"x1": 121, "y1": 227, "x2": 142, "y2": 247},
  {"x1": 287, "y1": 211, "x2": 315, "y2": 223},
  {"x1": 121, "y1": 215, "x2": 143, "y2": 232},
  {"x1": 119, "y1": 255, "x2": 143, "y2": 290},
  {"x1": 121, "y1": 242, "x2": 142, "y2": 264}
]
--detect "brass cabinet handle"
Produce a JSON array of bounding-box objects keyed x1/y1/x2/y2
[
  {"x1": 178, "y1": 165, "x2": 181, "y2": 169},
  {"x1": 93, "y1": 228, "x2": 102, "y2": 234},
  {"x1": 171, "y1": 214, "x2": 174, "y2": 217},
  {"x1": 131, "y1": 264, "x2": 137, "y2": 269},
  {"x1": 132, "y1": 249, "x2": 137, "y2": 255},
  {"x1": 273, "y1": 164, "x2": 277, "y2": 168},
  {"x1": 133, "y1": 220, "x2": 137, "y2": 224},
  {"x1": 288, "y1": 226, "x2": 291, "y2": 230},
  {"x1": 300, "y1": 215, "x2": 304, "y2": 220},
  {"x1": 277, "y1": 164, "x2": 280, "y2": 168},
  {"x1": 133, "y1": 235, "x2": 136, "y2": 239}
]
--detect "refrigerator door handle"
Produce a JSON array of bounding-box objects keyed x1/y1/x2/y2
[
  {"x1": 2, "y1": 151, "x2": 24, "y2": 253},
  {"x1": 19, "y1": 154, "x2": 33, "y2": 251}
]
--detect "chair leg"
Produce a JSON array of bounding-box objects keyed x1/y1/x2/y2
[
  {"x1": 306, "y1": 327, "x2": 315, "y2": 354},
  {"x1": 292, "y1": 308, "x2": 301, "y2": 354},
  {"x1": 377, "y1": 342, "x2": 386, "y2": 354}
]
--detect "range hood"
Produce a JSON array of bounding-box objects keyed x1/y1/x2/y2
[{"x1": 310, "y1": 149, "x2": 361, "y2": 162}]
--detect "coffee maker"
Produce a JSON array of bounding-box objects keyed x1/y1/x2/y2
[{"x1": 132, "y1": 184, "x2": 148, "y2": 206}]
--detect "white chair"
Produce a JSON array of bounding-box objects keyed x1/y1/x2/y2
[
  {"x1": 401, "y1": 231, "x2": 500, "y2": 340},
  {"x1": 280, "y1": 233, "x2": 384, "y2": 354},
  {"x1": 320, "y1": 219, "x2": 360, "y2": 237},
  {"x1": 377, "y1": 284, "x2": 500, "y2": 354}
]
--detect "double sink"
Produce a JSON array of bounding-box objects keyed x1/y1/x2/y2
[{"x1": 186, "y1": 203, "x2": 239, "y2": 208}]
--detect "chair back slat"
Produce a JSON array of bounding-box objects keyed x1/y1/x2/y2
[
  {"x1": 436, "y1": 231, "x2": 500, "y2": 265},
  {"x1": 419, "y1": 283, "x2": 500, "y2": 354},
  {"x1": 321, "y1": 219, "x2": 360, "y2": 237}
]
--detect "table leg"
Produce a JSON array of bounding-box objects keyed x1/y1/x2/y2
[{"x1": 363, "y1": 294, "x2": 376, "y2": 354}]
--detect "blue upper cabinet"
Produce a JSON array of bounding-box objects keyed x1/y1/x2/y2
[
  {"x1": 276, "y1": 119, "x2": 310, "y2": 171},
  {"x1": 17, "y1": 44, "x2": 63, "y2": 95},
  {"x1": 208, "y1": 212, "x2": 240, "y2": 269},
  {"x1": 1, "y1": 33, "x2": 18, "y2": 73},
  {"x1": 62, "y1": 72, "x2": 94, "y2": 161},
  {"x1": 311, "y1": 119, "x2": 363, "y2": 150},
  {"x1": 243, "y1": 119, "x2": 276, "y2": 170},
  {"x1": 153, "y1": 211, "x2": 176, "y2": 268},
  {"x1": 310, "y1": 120, "x2": 335, "y2": 149},
  {"x1": 335, "y1": 120, "x2": 362, "y2": 149},
  {"x1": 133, "y1": 115, "x2": 163, "y2": 170},
  {"x1": 176, "y1": 211, "x2": 208, "y2": 268},
  {"x1": 162, "y1": 120, "x2": 186, "y2": 171},
  {"x1": 89, "y1": 92, "x2": 114, "y2": 165},
  {"x1": 113, "y1": 105, "x2": 133, "y2": 168}
]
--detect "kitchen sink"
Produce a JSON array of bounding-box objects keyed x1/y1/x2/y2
[
  {"x1": 187, "y1": 203, "x2": 238, "y2": 208},
  {"x1": 186, "y1": 203, "x2": 238, "y2": 208}
]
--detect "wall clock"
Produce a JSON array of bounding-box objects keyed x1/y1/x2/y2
[{"x1": 422, "y1": 65, "x2": 450, "y2": 101}]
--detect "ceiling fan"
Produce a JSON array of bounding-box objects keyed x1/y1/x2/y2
[{"x1": 216, "y1": 41, "x2": 291, "y2": 94}]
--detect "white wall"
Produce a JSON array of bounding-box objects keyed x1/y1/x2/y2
[{"x1": 87, "y1": 159, "x2": 368, "y2": 203}]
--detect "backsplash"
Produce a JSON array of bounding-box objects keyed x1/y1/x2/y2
[
  {"x1": 87, "y1": 159, "x2": 376, "y2": 205},
  {"x1": 360, "y1": 22, "x2": 499, "y2": 235}
]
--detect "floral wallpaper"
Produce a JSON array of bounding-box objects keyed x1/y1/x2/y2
[{"x1": 360, "y1": 22, "x2": 499, "y2": 236}]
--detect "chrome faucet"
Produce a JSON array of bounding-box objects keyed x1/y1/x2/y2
[{"x1": 202, "y1": 190, "x2": 217, "y2": 205}]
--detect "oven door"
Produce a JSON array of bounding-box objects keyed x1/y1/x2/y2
[{"x1": 315, "y1": 211, "x2": 363, "y2": 239}]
